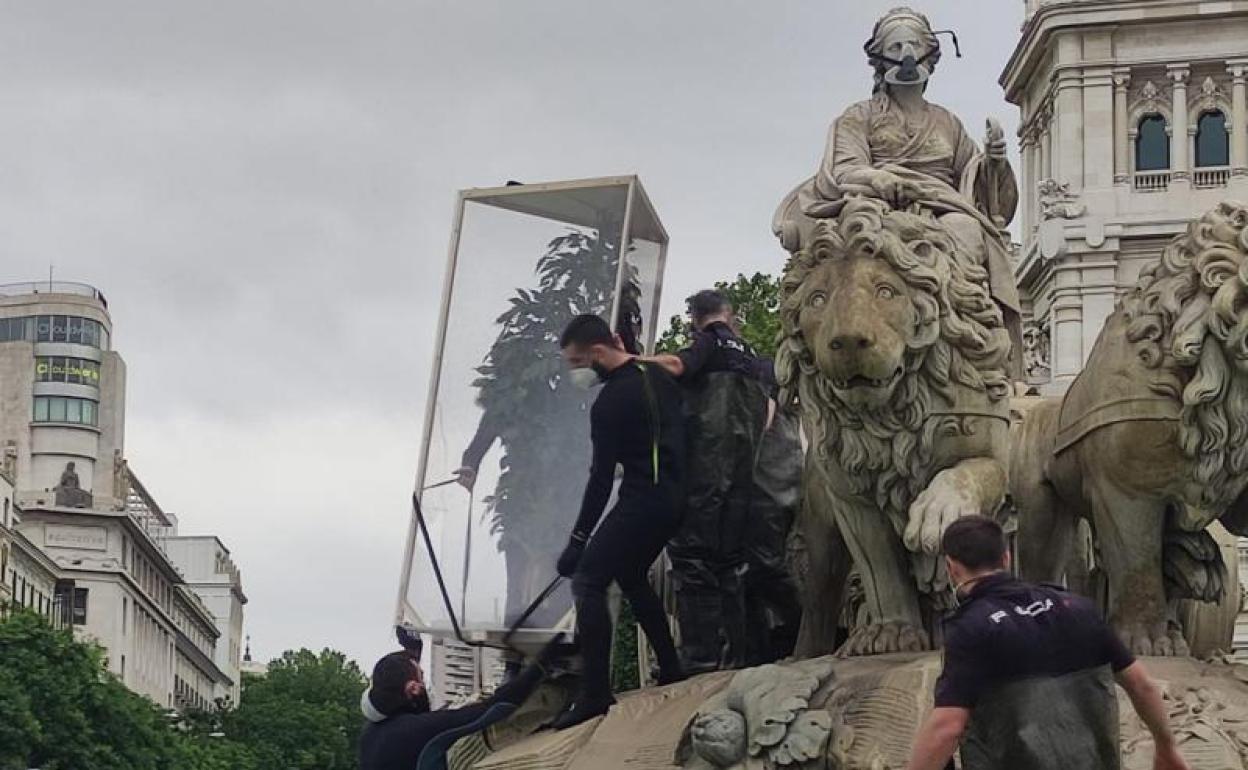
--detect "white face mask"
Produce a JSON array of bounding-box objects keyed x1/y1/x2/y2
[{"x1": 568, "y1": 367, "x2": 601, "y2": 391}]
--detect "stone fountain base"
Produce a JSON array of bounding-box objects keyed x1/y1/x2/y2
[{"x1": 450, "y1": 653, "x2": 1248, "y2": 770}]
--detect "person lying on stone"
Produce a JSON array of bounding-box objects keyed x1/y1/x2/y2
[
  {"x1": 905, "y1": 516, "x2": 1190, "y2": 770},
  {"x1": 357, "y1": 634, "x2": 561, "y2": 770}
]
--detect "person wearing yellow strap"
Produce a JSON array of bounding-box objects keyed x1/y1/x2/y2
[{"x1": 552, "y1": 314, "x2": 687, "y2": 729}]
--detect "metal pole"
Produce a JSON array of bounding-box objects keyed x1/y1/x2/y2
[
  {"x1": 395, "y1": 191, "x2": 468, "y2": 627},
  {"x1": 608, "y1": 180, "x2": 637, "y2": 333}
]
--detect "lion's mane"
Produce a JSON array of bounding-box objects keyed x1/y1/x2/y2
[
  {"x1": 1122, "y1": 201, "x2": 1248, "y2": 509},
  {"x1": 776, "y1": 197, "x2": 1012, "y2": 530}
]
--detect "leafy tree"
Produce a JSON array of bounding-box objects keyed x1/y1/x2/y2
[
  {"x1": 1, "y1": 609, "x2": 367, "y2": 770},
  {"x1": 0, "y1": 607, "x2": 183, "y2": 770},
  {"x1": 610, "y1": 601, "x2": 639, "y2": 692},
  {"x1": 221, "y1": 648, "x2": 366, "y2": 770},
  {"x1": 656, "y1": 272, "x2": 782, "y2": 358}
]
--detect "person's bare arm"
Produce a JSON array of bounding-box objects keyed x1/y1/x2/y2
[
  {"x1": 638, "y1": 354, "x2": 684, "y2": 378},
  {"x1": 905, "y1": 707, "x2": 968, "y2": 770},
  {"x1": 1115, "y1": 662, "x2": 1191, "y2": 770}
]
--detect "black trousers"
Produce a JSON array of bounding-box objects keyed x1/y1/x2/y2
[{"x1": 571, "y1": 501, "x2": 681, "y2": 703}]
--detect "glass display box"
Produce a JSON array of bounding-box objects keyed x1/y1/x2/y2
[{"x1": 396, "y1": 176, "x2": 669, "y2": 649}]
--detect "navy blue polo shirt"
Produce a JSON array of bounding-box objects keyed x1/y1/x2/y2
[{"x1": 934, "y1": 573, "x2": 1135, "y2": 709}]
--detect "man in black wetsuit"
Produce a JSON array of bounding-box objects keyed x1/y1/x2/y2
[
  {"x1": 551, "y1": 313, "x2": 686, "y2": 729},
  {"x1": 358, "y1": 635, "x2": 560, "y2": 770},
  {"x1": 645, "y1": 290, "x2": 770, "y2": 672},
  {"x1": 905, "y1": 516, "x2": 1191, "y2": 770}
]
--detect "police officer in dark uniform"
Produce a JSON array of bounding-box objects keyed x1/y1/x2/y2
[
  {"x1": 645, "y1": 290, "x2": 769, "y2": 673},
  {"x1": 552, "y1": 314, "x2": 686, "y2": 729},
  {"x1": 905, "y1": 516, "x2": 1191, "y2": 770},
  {"x1": 743, "y1": 368, "x2": 803, "y2": 666}
]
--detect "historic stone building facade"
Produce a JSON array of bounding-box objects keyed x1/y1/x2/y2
[
  {"x1": 1005, "y1": 0, "x2": 1248, "y2": 653},
  {"x1": 1005, "y1": 0, "x2": 1248, "y2": 392},
  {"x1": 0, "y1": 281, "x2": 245, "y2": 708}
]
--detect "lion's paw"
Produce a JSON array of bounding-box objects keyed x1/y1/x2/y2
[
  {"x1": 903, "y1": 469, "x2": 981, "y2": 554},
  {"x1": 837, "y1": 621, "x2": 930, "y2": 657},
  {"x1": 1119, "y1": 622, "x2": 1190, "y2": 657}
]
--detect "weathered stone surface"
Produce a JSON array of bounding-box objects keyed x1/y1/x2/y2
[
  {"x1": 458, "y1": 655, "x2": 1248, "y2": 769},
  {"x1": 1012, "y1": 202, "x2": 1248, "y2": 655},
  {"x1": 761, "y1": 7, "x2": 1019, "y2": 657}
]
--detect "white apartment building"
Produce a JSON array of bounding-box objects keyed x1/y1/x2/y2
[
  {"x1": 0, "y1": 281, "x2": 245, "y2": 710},
  {"x1": 164, "y1": 534, "x2": 248, "y2": 704}
]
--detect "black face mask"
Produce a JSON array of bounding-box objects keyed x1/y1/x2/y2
[{"x1": 409, "y1": 691, "x2": 431, "y2": 714}]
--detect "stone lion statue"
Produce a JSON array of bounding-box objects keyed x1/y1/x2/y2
[
  {"x1": 1012, "y1": 201, "x2": 1248, "y2": 656},
  {"x1": 775, "y1": 196, "x2": 1014, "y2": 656}
]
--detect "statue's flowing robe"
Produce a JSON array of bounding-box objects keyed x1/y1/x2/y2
[{"x1": 778, "y1": 92, "x2": 1023, "y2": 378}]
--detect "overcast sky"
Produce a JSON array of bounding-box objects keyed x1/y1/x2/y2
[{"x1": 0, "y1": 0, "x2": 1026, "y2": 670}]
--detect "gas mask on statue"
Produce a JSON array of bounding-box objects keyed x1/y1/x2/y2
[
  {"x1": 875, "y1": 43, "x2": 937, "y2": 86},
  {"x1": 863, "y1": 26, "x2": 960, "y2": 89}
]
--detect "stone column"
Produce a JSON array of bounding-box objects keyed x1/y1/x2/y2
[
  {"x1": 1169, "y1": 64, "x2": 1191, "y2": 184},
  {"x1": 1229, "y1": 59, "x2": 1248, "y2": 177},
  {"x1": 1113, "y1": 68, "x2": 1131, "y2": 184},
  {"x1": 1054, "y1": 68, "x2": 1085, "y2": 188},
  {"x1": 1021, "y1": 133, "x2": 1036, "y2": 233}
]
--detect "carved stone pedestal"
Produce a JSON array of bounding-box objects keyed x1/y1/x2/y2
[{"x1": 455, "y1": 655, "x2": 1248, "y2": 770}]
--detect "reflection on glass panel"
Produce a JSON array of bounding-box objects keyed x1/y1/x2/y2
[
  {"x1": 67, "y1": 317, "x2": 83, "y2": 345},
  {"x1": 83, "y1": 400, "x2": 97, "y2": 426},
  {"x1": 404, "y1": 180, "x2": 668, "y2": 643},
  {"x1": 624, "y1": 238, "x2": 664, "y2": 354},
  {"x1": 410, "y1": 190, "x2": 636, "y2": 635},
  {"x1": 33, "y1": 398, "x2": 48, "y2": 421},
  {"x1": 65, "y1": 398, "x2": 81, "y2": 423},
  {"x1": 1136, "y1": 115, "x2": 1169, "y2": 171},
  {"x1": 52, "y1": 316, "x2": 68, "y2": 343},
  {"x1": 1196, "y1": 111, "x2": 1229, "y2": 168},
  {"x1": 35, "y1": 316, "x2": 51, "y2": 342},
  {"x1": 48, "y1": 397, "x2": 66, "y2": 422}
]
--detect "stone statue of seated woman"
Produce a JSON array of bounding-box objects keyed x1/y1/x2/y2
[{"x1": 774, "y1": 5, "x2": 1022, "y2": 377}]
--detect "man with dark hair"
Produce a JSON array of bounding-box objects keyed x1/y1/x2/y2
[
  {"x1": 358, "y1": 636, "x2": 560, "y2": 770},
  {"x1": 551, "y1": 313, "x2": 686, "y2": 728},
  {"x1": 905, "y1": 515, "x2": 1191, "y2": 770},
  {"x1": 644, "y1": 290, "x2": 770, "y2": 672}
]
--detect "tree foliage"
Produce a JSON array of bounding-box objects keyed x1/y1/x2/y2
[
  {"x1": 222, "y1": 649, "x2": 366, "y2": 770},
  {"x1": 656, "y1": 272, "x2": 783, "y2": 358},
  {"x1": 471, "y1": 226, "x2": 641, "y2": 561},
  {"x1": 0, "y1": 608, "x2": 366, "y2": 770}
]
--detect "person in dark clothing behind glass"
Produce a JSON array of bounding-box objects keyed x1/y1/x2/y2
[
  {"x1": 550, "y1": 313, "x2": 686, "y2": 729},
  {"x1": 358, "y1": 635, "x2": 561, "y2": 770},
  {"x1": 905, "y1": 516, "x2": 1190, "y2": 770},
  {"x1": 643, "y1": 290, "x2": 769, "y2": 672}
]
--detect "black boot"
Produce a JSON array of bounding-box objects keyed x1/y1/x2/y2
[{"x1": 553, "y1": 588, "x2": 616, "y2": 730}]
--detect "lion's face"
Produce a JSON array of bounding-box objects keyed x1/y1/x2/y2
[{"x1": 794, "y1": 255, "x2": 917, "y2": 409}]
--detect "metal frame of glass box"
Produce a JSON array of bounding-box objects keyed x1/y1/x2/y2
[{"x1": 395, "y1": 175, "x2": 668, "y2": 650}]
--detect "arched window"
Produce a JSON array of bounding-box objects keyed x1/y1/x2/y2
[
  {"x1": 1136, "y1": 114, "x2": 1170, "y2": 171},
  {"x1": 1196, "y1": 110, "x2": 1229, "y2": 168}
]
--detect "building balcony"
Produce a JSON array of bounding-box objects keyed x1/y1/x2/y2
[
  {"x1": 1133, "y1": 171, "x2": 1171, "y2": 193},
  {"x1": 0, "y1": 282, "x2": 108, "y2": 307},
  {"x1": 1194, "y1": 166, "x2": 1232, "y2": 189}
]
